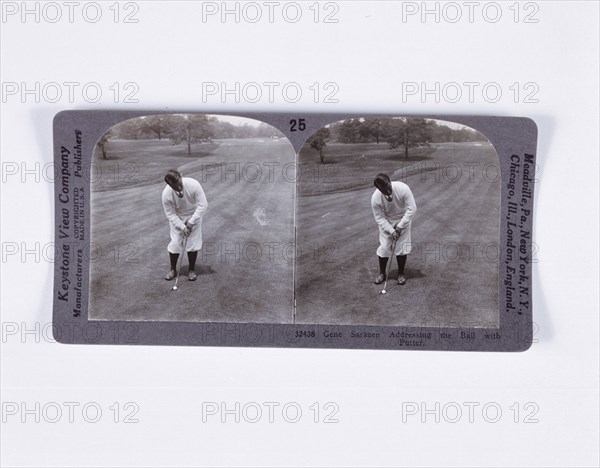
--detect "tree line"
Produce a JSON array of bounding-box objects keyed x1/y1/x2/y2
[
  {"x1": 97, "y1": 114, "x2": 282, "y2": 158},
  {"x1": 309, "y1": 117, "x2": 487, "y2": 163}
]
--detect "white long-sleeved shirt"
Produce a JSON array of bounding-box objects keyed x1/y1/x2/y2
[
  {"x1": 162, "y1": 177, "x2": 208, "y2": 230},
  {"x1": 371, "y1": 181, "x2": 417, "y2": 235}
]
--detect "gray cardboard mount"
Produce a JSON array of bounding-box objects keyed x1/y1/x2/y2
[{"x1": 52, "y1": 111, "x2": 537, "y2": 351}]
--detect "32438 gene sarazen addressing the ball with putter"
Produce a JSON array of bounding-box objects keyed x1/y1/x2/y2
[
  {"x1": 161, "y1": 170, "x2": 208, "y2": 287},
  {"x1": 371, "y1": 173, "x2": 417, "y2": 290}
]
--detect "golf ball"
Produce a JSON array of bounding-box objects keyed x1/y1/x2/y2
[
  {"x1": 172, "y1": 286, "x2": 178, "y2": 291},
  {"x1": 381, "y1": 290, "x2": 386, "y2": 294}
]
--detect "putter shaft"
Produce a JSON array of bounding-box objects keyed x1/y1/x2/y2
[
  {"x1": 172, "y1": 234, "x2": 188, "y2": 289},
  {"x1": 380, "y1": 238, "x2": 397, "y2": 293}
]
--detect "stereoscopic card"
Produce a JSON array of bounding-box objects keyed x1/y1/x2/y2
[{"x1": 53, "y1": 111, "x2": 537, "y2": 351}]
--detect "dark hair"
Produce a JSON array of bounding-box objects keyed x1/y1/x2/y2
[
  {"x1": 374, "y1": 173, "x2": 390, "y2": 188},
  {"x1": 165, "y1": 169, "x2": 182, "y2": 185}
]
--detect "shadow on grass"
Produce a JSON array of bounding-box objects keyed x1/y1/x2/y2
[{"x1": 177, "y1": 264, "x2": 217, "y2": 276}]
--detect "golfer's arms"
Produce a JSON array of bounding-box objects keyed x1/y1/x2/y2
[
  {"x1": 162, "y1": 196, "x2": 186, "y2": 230},
  {"x1": 187, "y1": 185, "x2": 208, "y2": 226},
  {"x1": 396, "y1": 189, "x2": 417, "y2": 230},
  {"x1": 372, "y1": 201, "x2": 395, "y2": 235}
]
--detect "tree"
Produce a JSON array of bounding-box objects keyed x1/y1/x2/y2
[
  {"x1": 209, "y1": 119, "x2": 236, "y2": 139},
  {"x1": 337, "y1": 119, "x2": 362, "y2": 143},
  {"x1": 234, "y1": 123, "x2": 256, "y2": 138},
  {"x1": 428, "y1": 121, "x2": 453, "y2": 142},
  {"x1": 96, "y1": 129, "x2": 113, "y2": 159},
  {"x1": 362, "y1": 117, "x2": 385, "y2": 143},
  {"x1": 328, "y1": 121, "x2": 342, "y2": 141},
  {"x1": 115, "y1": 118, "x2": 145, "y2": 140},
  {"x1": 139, "y1": 115, "x2": 167, "y2": 140},
  {"x1": 452, "y1": 127, "x2": 487, "y2": 142},
  {"x1": 309, "y1": 127, "x2": 330, "y2": 163},
  {"x1": 166, "y1": 114, "x2": 213, "y2": 155},
  {"x1": 256, "y1": 122, "x2": 283, "y2": 138},
  {"x1": 382, "y1": 118, "x2": 429, "y2": 158}
]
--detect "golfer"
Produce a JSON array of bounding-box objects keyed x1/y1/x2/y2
[
  {"x1": 162, "y1": 170, "x2": 208, "y2": 281},
  {"x1": 371, "y1": 173, "x2": 417, "y2": 285}
]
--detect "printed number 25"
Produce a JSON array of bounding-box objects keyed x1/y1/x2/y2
[{"x1": 290, "y1": 119, "x2": 306, "y2": 132}]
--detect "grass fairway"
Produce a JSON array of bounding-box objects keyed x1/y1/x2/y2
[
  {"x1": 89, "y1": 138, "x2": 296, "y2": 323},
  {"x1": 298, "y1": 142, "x2": 435, "y2": 196},
  {"x1": 295, "y1": 142, "x2": 500, "y2": 328}
]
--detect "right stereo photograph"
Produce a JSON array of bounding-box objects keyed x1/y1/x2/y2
[{"x1": 294, "y1": 117, "x2": 500, "y2": 328}]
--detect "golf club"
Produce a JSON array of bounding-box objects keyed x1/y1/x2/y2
[
  {"x1": 170, "y1": 233, "x2": 188, "y2": 291},
  {"x1": 380, "y1": 237, "x2": 397, "y2": 295}
]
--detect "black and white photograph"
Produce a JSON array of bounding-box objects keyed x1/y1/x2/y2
[
  {"x1": 4, "y1": 1, "x2": 599, "y2": 466},
  {"x1": 53, "y1": 110, "x2": 537, "y2": 352},
  {"x1": 89, "y1": 114, "x2": 501, "y2": 329},
  {"x1": 295, "y1": 117, "x2": 500, "y2": 327},
  {"x1": 89, "y1": 113, "x2": 296, "y2": 323}
]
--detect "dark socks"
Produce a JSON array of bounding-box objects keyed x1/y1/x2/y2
[
  {"x1": 171, "y1": 251, "x2": 198, "y2": 272},
  {"x1": 169, "y1": 252, "x2": 179, "y2": 271},
  {"x1": 380, "y1": 255, "x2": 407, "y2": 275},
  {"x1": 187, "y1": 250, "x2": 198, "y2": 271},
  {"x1": 396, "y1": 255, "x2": 407, "y2": 274},
  {"x1": 378, "y1": 256, "x2": 388, "y2": 275}
]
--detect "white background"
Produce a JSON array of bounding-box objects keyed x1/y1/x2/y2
[{"x1": 1, "y1": 1, "x2": 599, "y2": 467}]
